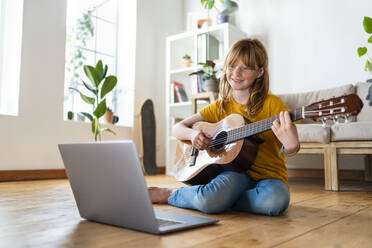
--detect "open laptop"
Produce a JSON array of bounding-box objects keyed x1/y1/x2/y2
[{"x1": 58, "y1": 140, "x2": 218, "y2": 234}]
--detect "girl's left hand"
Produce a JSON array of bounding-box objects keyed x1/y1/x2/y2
[{"x1": 271, "y1": 111, "x2": 299, "y2": 154}]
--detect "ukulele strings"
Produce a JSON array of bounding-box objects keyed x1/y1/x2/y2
[
  {"x1": 209, "y1": 107, "x2": 303, "y2": 147},
  {"x1": 208, "y1": 115, "x2": 279, "y2": 148}
]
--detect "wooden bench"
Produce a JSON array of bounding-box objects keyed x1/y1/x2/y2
[{"x1": 298, "y1": 141, "x2": 372, "y2": 191}]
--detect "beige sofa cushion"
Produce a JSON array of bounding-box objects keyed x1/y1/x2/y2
[
  {"x1": 356, "y1": 82, "x2": 372, "y2": 121},
  {"x1": 330, "y1": 121, "x2": 372, "y2": 141},
  {"x1": 278, "y1": 84, "x2": 356, "y2": 123},
  {"x1": 296, "y1": 124, "x2": 331, "y2": 143}
]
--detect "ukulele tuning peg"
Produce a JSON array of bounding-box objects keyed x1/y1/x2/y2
[
  {"x1": 344, "y1": 113, "x2": 351, "y2": 124},
  {"x1": 334, "y1": 115, "x2": 339, "y2": 125}
]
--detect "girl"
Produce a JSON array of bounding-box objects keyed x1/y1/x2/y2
[{"x1": 150, "y1": 38, "x2": 300, "y2": 216}]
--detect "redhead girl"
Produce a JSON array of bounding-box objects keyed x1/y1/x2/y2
[{"x1": 150, "y1": 38, "x2": 300, "y2": 216}]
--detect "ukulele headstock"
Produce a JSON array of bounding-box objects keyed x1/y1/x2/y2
[{"x1": 303, "y1": 94, "x2": 363, "y2": 125}]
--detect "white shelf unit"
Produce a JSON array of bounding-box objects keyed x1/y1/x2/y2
[{"x1": 165, "y1": 23, "x2": 246, "y2": 175}]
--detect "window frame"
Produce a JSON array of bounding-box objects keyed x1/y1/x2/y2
[
  {"x1": 0, "y1": 0, "x2": 6, "y2": 104},
  {"x1": 64, "y1": 0, "x2": 119, "y2": 121}
]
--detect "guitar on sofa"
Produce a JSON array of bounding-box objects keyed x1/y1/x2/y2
[{"x1": 173, "y1": 93, "x2": 363, "y2": 185}]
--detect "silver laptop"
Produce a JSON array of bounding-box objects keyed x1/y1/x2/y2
[{"x1": 58, "y1": 140, "x2": 218, "y2": 234}]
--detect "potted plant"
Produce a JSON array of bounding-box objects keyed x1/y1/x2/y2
[
  {"x1": 200, "y1": 0, "x2": 239, "y2": 24},
  {"x1": 67, "y1": 111, "x2": 74, "y2": 120},
  {"x1": 112, "y1": 115, "x2": 119, "y2": 124},
  {"x1": 69, "y1": 60, "x2": 117, "y2": 141},
  {"x1": 182, "y1": 54, "x2": 192, "y2": 68},
  {"x1": 189, "y1": 60, "x2": 220, "y2": 92},
  {"x1": 103, "y1": 107, "x2": 114, "y2": 124}
]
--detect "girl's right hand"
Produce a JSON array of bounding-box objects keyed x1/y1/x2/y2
[{"x1": 190, "y1": 130, "x2": 212, "y2": 150}]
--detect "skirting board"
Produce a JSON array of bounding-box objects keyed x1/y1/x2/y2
[
  {"x1": 0, "y1": 168, "x2": 365, "y2": 182},
  {"x1": 0, "y1": 170, "x2": 67, "y2": 182}
]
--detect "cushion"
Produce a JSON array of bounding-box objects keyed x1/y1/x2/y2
[
  {"x1": 330, "y1": 121, "x2": 372, "y2": 141},
  {"x1": 278, "y1": 84, "x2": 356, "y2": 123},
  {"x1": 296, "y1": 124, "x2": 331, "y2": 143},
  {"x1": 356, "y1": 82, "x2": 372, "y2": 121}
]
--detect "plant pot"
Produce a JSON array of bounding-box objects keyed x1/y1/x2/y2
[
  {"x1": 182, "y1": 58, "x2": 192, "y2": 68},
  {"x1": 67, "y1": 111, "x2": 74, "y2": 120},
  {"x1": 217, "y1": 14, "x2": 230, "y2": 24},
  {"x1": 205, "y1": 78, "x2": 219, "y2": 93},
  {"x1": 103, "y1": 110, "x2": 114, "y2": 124}
]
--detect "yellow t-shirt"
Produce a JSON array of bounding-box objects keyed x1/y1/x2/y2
[{"x1": 199, "y1": 94, "x2": 289, "y2": 185}]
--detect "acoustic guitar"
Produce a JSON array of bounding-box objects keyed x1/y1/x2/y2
[{"x1": 173, "y1": 94, "x2": 363, "y2": 185}]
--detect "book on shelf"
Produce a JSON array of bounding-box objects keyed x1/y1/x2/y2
[
  {"x1": 197, "y1": 33, "x2": 220, "y2": 64},
  {"x1": 173, "y1": 81, "x2": 188, "y2": 102},
  {"x1": 197, "y1": 74, "x2": 206, "y2": 93},
  {"x1": 173, "y1": 85, "x2": 179, "y2": 103}
]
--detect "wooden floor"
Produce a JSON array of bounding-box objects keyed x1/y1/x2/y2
[{"x1": 1, "y1": 176, "x2": 372, "y2": 248}]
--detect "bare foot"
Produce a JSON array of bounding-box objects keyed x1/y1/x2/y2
[{"x1": 148, "y1": 187, "x2": 175, "y2": 204}]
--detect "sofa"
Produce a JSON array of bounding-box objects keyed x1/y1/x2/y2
[{"x1": 278, "y1": 82, "x2": 372, "y2": 191}]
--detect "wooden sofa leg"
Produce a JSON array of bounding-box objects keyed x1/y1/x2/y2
[
  {"x1": 324, "y1": 146, "x2": 339, "y2": 191},
  {"x1": 365, "y1": 154, "x2": 372, "y2": 182}
]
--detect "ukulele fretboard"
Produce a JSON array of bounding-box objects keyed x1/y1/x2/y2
[{"x1": 226, "y1": 107, "x2": 303, "y2": 144}]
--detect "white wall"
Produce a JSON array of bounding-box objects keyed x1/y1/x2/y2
[
  {"x1": 183, "y1": 0, "x2": 372, "y2": 170},
  {"x1": 133, "y1": 0, "x2": 184, "y2": 166},
  {"x1": 233, "y1": 0, "x2": 372, "y2": 94}
]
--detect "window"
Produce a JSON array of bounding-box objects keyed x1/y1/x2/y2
[
  {"x1": 0, "y1": 1, "x2": 5, "y2": 99},
  {"x1": 64, "y1": 0, "x2": 136, "y2": 126},
  {"x1": 0, "y1": 0, "x2": 23, "y2": 116},
  {"x1": 64, "y1": 0, "x2": 118, "y2": 121}
]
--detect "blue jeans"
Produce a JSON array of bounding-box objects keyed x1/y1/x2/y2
[{"x1": 168, "y1": 171, "x2": 290, "y2": 216}]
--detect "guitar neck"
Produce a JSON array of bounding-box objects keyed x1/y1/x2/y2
[{"x1": 226, "y1": 107, "x2": 304, "y2": 144}]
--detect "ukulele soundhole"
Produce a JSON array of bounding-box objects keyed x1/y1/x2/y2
[{"x1": 211, "y1": 131, "x2": 227, "y2": 149}]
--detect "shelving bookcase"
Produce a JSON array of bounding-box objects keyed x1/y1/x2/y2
[{"x1": 165, "y1": 23, "x2": 246, "y2": 175}]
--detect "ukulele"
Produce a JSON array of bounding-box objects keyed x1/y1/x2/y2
[{"x1": 173, "y1": 94, "x2": 364, "y2": 185}]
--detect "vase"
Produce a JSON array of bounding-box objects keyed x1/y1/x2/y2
[
  {"x1": 205, "y1": 78, "x2": 219, "y2": 93},
  {"x1": 217, "y1": 14, "x2": 230, "y2": 24},
  {"x1": 103, "y1": 110, "x2": 114, "y2": 124},
  {"x1": 182, "y1": 58, "x2": 192, "y2": 68}
]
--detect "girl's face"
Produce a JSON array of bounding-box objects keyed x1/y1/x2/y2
[{"x1": 226, "y1": 58, "x2": 263, "y2": 91}]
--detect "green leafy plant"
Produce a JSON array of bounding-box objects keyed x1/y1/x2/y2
[
  {"x1": 69, "y1": 60, "x2": 118, "y2": 141},
  {"x1": 201, "y1": 0, "x2": 224, "y2": 10},
  {"x1": 183, "y1": 54, "x2": 191, "y2": 60},
  {"x1": 357, "y1": 16, "x2": 372, "y2": 73},
  {"x1": 189, "y1": 60, "x2": 220, "y2": 79}
]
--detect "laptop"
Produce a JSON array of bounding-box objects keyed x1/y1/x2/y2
[{"x1": 58, "y1": 140, "x2": 218, "y2": 234}]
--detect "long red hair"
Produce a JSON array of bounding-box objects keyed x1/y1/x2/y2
[{"x1": 218, "y1": 38, "x2": 269, "y2": 117}]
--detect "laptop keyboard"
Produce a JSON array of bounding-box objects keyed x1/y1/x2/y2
[{"x1": 156, "y1": 218, "x2": 183, "y2": 227}]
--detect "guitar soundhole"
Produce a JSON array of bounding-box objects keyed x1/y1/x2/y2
[{"x1": 211, "y1": 131, "x2": 227, "y2": 149}]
